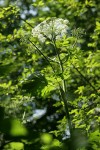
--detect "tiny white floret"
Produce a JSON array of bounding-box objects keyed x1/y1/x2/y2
[{"x1": 32, "y1": 18, "x2": 69, "y2": 43}]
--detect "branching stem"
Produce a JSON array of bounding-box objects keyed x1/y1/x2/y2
[
  {"x1": 53, "y1": 41, "x2": 72, "y2": 136},
  {"x1": 28, "y1": 39, "x2": 61, "y2": 87},
  {"x1": 72, "y1": 63, "x2": 98, "y2": 95}
]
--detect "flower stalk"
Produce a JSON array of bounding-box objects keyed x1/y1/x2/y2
[
  {"x1": 31, "y1": 17, "x2": 72, "y2": 136},
  {"x1": 53, "y1": 41, "x2": 72, "y2": 137}
]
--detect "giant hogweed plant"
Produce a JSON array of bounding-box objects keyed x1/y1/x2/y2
[
  {"x1": 26, "y1": 18, "x2": 78, "y2": 127},
  {"x1": 22, "y1": 17, "x2": 100, "y2": 148},
  {"x1": 30, "y1": 18, "x2": 75, "y2": 136}
]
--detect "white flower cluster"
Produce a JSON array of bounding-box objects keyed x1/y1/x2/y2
[{"x1": 32, "y1": 18, "x2": 69, "y2": 43}]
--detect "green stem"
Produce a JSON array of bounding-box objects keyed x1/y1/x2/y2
[
  {"x1": 29, "y1": 39, "x2": 56, "y2": 73},
  {"x1": 29, "y1": 38, "x2": 72, "y2": 136},
  {"x1": 53, "y1": 41, "x2": 72, "y2": 136},
  {"x1": 28, "y1": 39, "x2": 61, "y2": 86},
  {"x1": 72, "y1": 63, "x2": 98, "y2": 95}
]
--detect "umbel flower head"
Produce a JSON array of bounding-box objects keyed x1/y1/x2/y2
[{"x1": 32, "y1": 18, "x2": 69, "y2": 43}]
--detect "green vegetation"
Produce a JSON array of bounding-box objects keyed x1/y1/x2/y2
[{"x1": 0, "y1": 0, "x2": 100, "y2": 149}]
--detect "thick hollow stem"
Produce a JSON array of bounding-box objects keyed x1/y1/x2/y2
[
  {"x1": 53, "y1": 41, "x2": 72, "y2": 136},
  {"x1": 29, "y1": 38, "x2": 72, "y2": 136}
]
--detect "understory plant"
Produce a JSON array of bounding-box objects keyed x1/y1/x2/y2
[
  {"x1": 0, "y1": 2, "x2": 100, "y2": 150},
  {"x1": 22, "y1": 17, "x2": 99, "y2": 149},
  {"x1": 31, "y1": 18, "x2": 73, "y2": 136}
]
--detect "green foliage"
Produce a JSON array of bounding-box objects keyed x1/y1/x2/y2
[
  {"x1": 0, "y1": 0, "x2": 100, "y2": 149},
  {"x1": 0, "y1": 118, "x2": 28, "y2": 137},
  {"x1": 88, "y1": 130, "x2": 100, "y2": 150}
]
